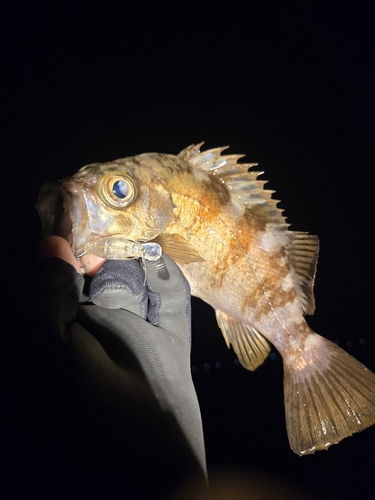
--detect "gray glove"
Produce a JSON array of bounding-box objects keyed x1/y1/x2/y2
[{"x1": 36, "y1": 254, "x2": 207, "y2": 498}]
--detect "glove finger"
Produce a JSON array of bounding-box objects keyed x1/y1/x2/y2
[
  {"x1": 88, "y1": 260, "x2": 148, "y2": 319},
  {"x1": 145, "y1": 254, "x2": 191, "y2": 338}
]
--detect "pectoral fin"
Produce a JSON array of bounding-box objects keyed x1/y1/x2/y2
[
  {"x1": 215, "y1": 310, "x2": 271, "y2": 371},
  {"x1": 152, "y1": 233, "x2": 205, "y2": 265}
]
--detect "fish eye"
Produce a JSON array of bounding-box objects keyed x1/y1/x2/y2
[
  {"x1": 98, "y1": 171, "x2": 136, "y2": 208},
  {"x1": 112, "y1": 180, "x2": 128, "y2": 199}
]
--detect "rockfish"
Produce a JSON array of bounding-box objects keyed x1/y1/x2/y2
[{"x1": 36, "y1": 143, "x2": 375, "y2": 455}]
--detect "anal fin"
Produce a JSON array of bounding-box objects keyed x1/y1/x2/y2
[
  {"x1": 215, "y1": 310, "x2": 271, "y2": 371},
  {"x1": 284, "y1": 334, "x2": 375, "y2": 455}
]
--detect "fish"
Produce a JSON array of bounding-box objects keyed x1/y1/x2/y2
[{"x1": 36, "y1": 143, "x2": 375, "y2": 455}]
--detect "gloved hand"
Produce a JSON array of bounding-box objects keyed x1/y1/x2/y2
[{"x1": 36, "y1": 236, "x2": 207, "y2": 498}]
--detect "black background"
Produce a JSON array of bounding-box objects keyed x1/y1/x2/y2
[{"x1": 2, "y1": 1, "x2": 375, "y2": 499}]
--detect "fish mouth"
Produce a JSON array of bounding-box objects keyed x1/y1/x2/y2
[{"x1": 36, "y1": 180, "x2": 87, "y2": 254}]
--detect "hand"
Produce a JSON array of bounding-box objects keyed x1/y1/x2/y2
[
  {"x1": 38, "y1": 235, "x2": 105, "y2": 276},
  {"x1": 37, "y1": 235, "x2": 207, "y2": 497}
]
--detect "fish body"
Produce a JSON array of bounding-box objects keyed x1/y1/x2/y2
[{"x1": 37, "y1": 143, "x2": 375, "y2": 455}]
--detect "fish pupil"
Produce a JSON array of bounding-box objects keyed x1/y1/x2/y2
[{"x1": 112, "y1": 179, "x2": 128, "y2": 199}]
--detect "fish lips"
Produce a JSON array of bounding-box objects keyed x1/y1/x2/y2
[{"x1": 36, "y1": 179, "x2": 88, "y2": 254}]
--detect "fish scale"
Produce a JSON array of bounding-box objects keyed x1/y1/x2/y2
[{"x1": 36, "y1": 143, "x2": 375, "y2": 456}]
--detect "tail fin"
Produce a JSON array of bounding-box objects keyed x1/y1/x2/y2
[{"x1": 283, "y1": 334, "x2": 375, "y2": 455}]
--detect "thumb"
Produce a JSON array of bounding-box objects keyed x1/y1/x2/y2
[{"x1": 145, "y1": 255, "x2": 191, "y2": 338}]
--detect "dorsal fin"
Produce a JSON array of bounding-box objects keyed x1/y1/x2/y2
[
  {"x1": 178, "y1": 143, "x2": 287, "y2": 229},
  {"x1": 179, "y1": 144, "x2": 320, "y2": 315},
  {"x1": 215, "y1": 310, "x2": 271, "y2": 371}
]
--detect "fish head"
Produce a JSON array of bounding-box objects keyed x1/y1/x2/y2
[{"x1": 36, "y1": 154, "x2": 176, "y2": 257}]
